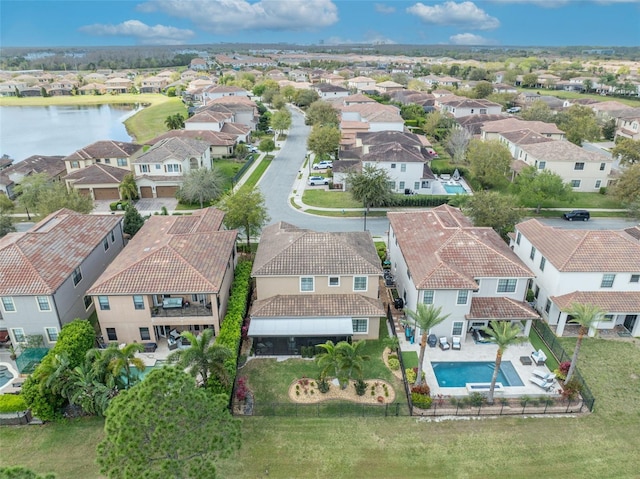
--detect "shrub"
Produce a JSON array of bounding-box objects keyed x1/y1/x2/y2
[
  {"x1": 405, "y1": 368, "x2": 417, "y2": 384},
  {"x1": 562, "y1": 378, "x2": 583, "y2": 401},
  {"x1": 354, "y1": 379, "x2": 368, "y2": 396},
  {"x1": 411, "y1": 393, "x2": 432, "y2": 409},
  {"x1": 235, "y1": 376, "x2": 248, "y2": 402},
  {"x1": 468, "y1": 392, "x2": 485, "y2": 407},
  {"x1": 554, "y1": 361, "x2": 571, "y2": 380},
  {"x1": 0, "y1": 394, "x2": 27, "y2": 413},
  {"x1": 520, "y1": 395, "x2": 531, "y2": 407},
  {"x1": 317, "y1": 376, "x2": 330, "y2": 393},
  {"x1": 411, "y1": 384, "x2": 431, "y2": 396},
  {"x1": 388, "y1": 357, "x2": 400, "y2": 371}
]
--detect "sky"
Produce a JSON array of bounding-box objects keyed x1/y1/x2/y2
[{"x1": 1, "y1": 0, "x2": 639, "y2": 48}]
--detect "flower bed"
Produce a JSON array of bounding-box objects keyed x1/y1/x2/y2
[{"x1": 288, "y1": 377, "x2": 396, "y2": 404}]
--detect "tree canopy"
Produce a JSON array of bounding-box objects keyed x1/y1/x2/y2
[
  {"x1": 177, "y1": 167, "x2": 225, "y2": 208},
  {"x1": 462, "y1": 191, "x2": 523, "y2": 240},
  {"x1": 554, "y1": 105, "x2": 600, "y2": 146},
  {"x1": 611, "y1": 137, "x2": 640, "y2": 166},
  {"x1": 97, "y1": 367, "x2": 240, "y2": 479},
  {"x1": 610, "y1": 163, "x2": 640, "y2": 218},
  {"x1": 307, "y1": 124, "x2": 341, "y2": 160},
  {"x1": 346, "y1": 164, "x2": 394, "y2": 210},
  {"x1": 15, "y1": 173, "x2": 93, "y2": 217},
  {"x1": 512, "y1": 166, "x2": 573, "y2": 212},
  {"x1": 270, "y1": 108, "x2": 292, "y2": 134},
  {"x1": 466, "y1": 139, "x2": 512, "y2": 189},
  {"x1": 219, "y1": 187, "x2": 270, "y2": 250},
  {"x1": 164, "y1": 113, "x2": 185, "y2": 130},
  {"x1": 305, "y1": 101, "x2": 339, "y2": 126},
  {"x1": 122, "y1": 204, "x2": 145, "y2": 236},
  {"x1": 118, "y1": 174, "x2": 138, "y2": 201}
]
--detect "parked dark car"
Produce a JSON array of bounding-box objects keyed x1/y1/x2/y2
[{"x1": 563, "y1": 210, "x2": 590, "y2": 221}]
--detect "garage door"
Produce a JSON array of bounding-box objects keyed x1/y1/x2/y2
[
  {"x1": 156, "y1": 186, "x2": 179, "y2": 198},
  {"x1": 140, "y1": 186, "x2": 153, "y2": 198},
  {"x1": 94, "y1": 188, "x2": 120, "y2": 200},
  {"x1": 78, "y1": 188, "x2": 91, "y2": 197}
]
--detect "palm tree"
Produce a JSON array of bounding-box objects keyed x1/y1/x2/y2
[
  {"x1": 337, "y1": 341, "x2": 370, "y2": 384},
  {"x1": 402, "y1": 304, "x2": 450, "y2": 386},
  {"x1": 481, "y1": 321, "x2": 527, "y2": 404},
  {"x1": 104, "y1": 343, "x2": 145, "y2": 389},
  {"x1": 564, "y1": 303, "x2": 604, "y2": 383},
  {"x1": 118, "y1": 173, "x2": 138, "y2": 201},
  {"x1": 316, "y1": 340, "x2": 345, "y2": 386},
  {"x1": 164, "y1": 113, "x2": 185, "y2": 130},
  {"x1": 37, "y1": 353, "x2": 71, "y2": 396},
  {"x1": 167, "y1": 329, "x2": 233, "y2": 388}
]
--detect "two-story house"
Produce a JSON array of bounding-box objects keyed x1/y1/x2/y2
[
  {"x1": 0, "y1": 209, "x2": 124, "y2": 348},
  {"x1": 248, "y1": 222, "x2": 385, "y2": 355},
  {"x1": 87, "y1": 208, "x2": 238, "y2": 345},
  {"x1": 133, "y1": 137, "x2": 211, "y2": 198},
  {"x1": 438, "y1": 97, "x2": 503, "y2": 118},
  {"x1": 0, "y1": 155, "x2": 66, "y2": 199},
  {"x1": 387, "y1": 205, "x2": 538, "y2": 342},
  {"x1": 511, "y1": 219, "x2": 640, "y2": 337}
]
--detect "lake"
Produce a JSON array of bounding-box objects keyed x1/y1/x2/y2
[{"x1": 0, "y1": 104, "x2": 140, "y2": 162}]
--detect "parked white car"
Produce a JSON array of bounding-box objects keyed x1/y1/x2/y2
[
  {"x1": 313, "y1": 161, "x2": 333, "y2": 170},
  {"x1": 308, "y1": 176, "x2": 329, "y2": 186}
]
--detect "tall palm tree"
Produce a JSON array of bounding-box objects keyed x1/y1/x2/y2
[
  {"x1": 104, "y1": 343, "x2": 145, "y2": 389},
  {"x1": 402, "y1": 304, "x2": 450, "y2": 386},
  {"x1": 316, "y1": 340, "x2": 345, "y2": 386},
  {"x1": 337, "y1": 341, "x2": 370, "y2": 384},
  {"x1": 482, "y1": 321, "x2": 527, "y2": 404},
  {"x1": 118, "y1": 173, "x2": 138, "y2": 201},
  {"x1": 564, "y1": 303, "x2": 604, "y2": 383},
  {"x1": 167, "y1": 329, "x2": 233, "y2": 388}
]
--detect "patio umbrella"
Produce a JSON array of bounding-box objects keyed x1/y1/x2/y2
[{"x1": 453, "y1": 168, "x2": 460, "y2": 180}]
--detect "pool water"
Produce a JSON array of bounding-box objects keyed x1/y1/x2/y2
[
  {"x1": 125, "y1": 360, "x2": 168, "y2": 384},
  {"x1": 443, "y1": 183, "x2": 467, "y2": 194},
  {"x1": 431, "y1": 361, "x2": 524, "y2": 387},
  {"x1": 0, "y1": 365, "x2": 15, "y2": 388}
]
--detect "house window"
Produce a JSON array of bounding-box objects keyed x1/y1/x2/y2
[
  {"x1": 599, "y1": 163, "x2": 606, "y2": 171},
  {"x1": 452, "y1": 322, "x2": 464, "y2": 336},
  {"x1": 111, "y1": 230, "x2": 115, "y2": 242},
  {"x1": 133, "y1": 295, "x2": 145, "y2": 310},
  {"x1": 72, "y1": 267, "x2": 83, "y2": 286},
  {"x1": 12, "y1": 328, "x2": 26, "y2": 343},
  {"x1": 540, "y1": 257, "x2": 546, "y2": 271},
  {"x1": 479, "y1": 109, "x2": 487, "y2": 114},
  {"x1": 602, "y1": 314, "x2": 614, "y2": 322},
  {"x1": 516, "y1": 232, "x2": 521, "y2": 245},
  {"x1": 601, "y1": 274, "x2": 615, "y2": 288},
  {"x1": 422, "y1": 290, "x2": 434, "y2": 304},
  {"x1": 544, "y1": 299, "x2": 551, "y2": 314},
  {"x1": 139, "y1": 164, "x2": 150, "y2": 173},
  {"x1": 155, "y1": 164, "x2": 161, "y2": 170},
  {"x1": 300, "y1": 277, "x2": 314, "y2": 292},
  {"x1": 353, "y1": 276, "x2": 367, "y2": 291},
  {"x1": 104, "y1": 158, "x2": 111, "y2": 164},
  {"x1": 103, "y1": 237, "x2": 109, "y2": 251},
  {"x1": 106, "y1": 328, "x2": 118, "y2": 341},
  {"x1": 71, "y1": 161, "x2": 79, "y2": 168},
  {"x1": 352, "y1": 318, "x2": 368, "y2": 334},
  {"x1": 529, "y1": 246, "x2": 536, "y2": 260},
  {"x1": 571, "y1": 180, "x2": 581, "y2": 188},
  {"x1": 36, "y1": 296, "x2": 51, "y2": 311},
  {"x1": 595, "y1": 180, "x2": 602, "y2": 189},
  {"x1": 414, "y1": 182, "x2": 420, "y2": 190},
  {"x1": 538, "y1": 161, "x2": 546, "y2": 170},
  {"x1": 399, "y1": 181, "x2": 405, "y2": 190},
  {"x1": 84, "y1": 295, "x2": 93, "y2": 310},
  {"x1": 117, "y1": 158, "x2": 128, "y2": 167},
  {"x1": 165, "y1": 164, "x2": 181, "y2": 173},
  {"x1": 329, "y1": 276, "x2": 340, "y2": 287},
  {"x1": 574, "y1": 162, "x2": 585, "y2": 170},
  {"x1": 387, "y1": 181, "x2": 396, "y2": 190},
  {"x1": 139, "y1": 327, "x2": 151, "y2": 341},
  {"x1": 2, "y1": 297, "x2": 16, "y2": 312},
  {"x1": 98, "y1": 296, "x2": 110, "y2": 310},
  {"x1": 45, "y1": 327, "x2": 58, "y2": 342},
  {"x1": 400, "y1": 164, "x2": 406, "y2": 172},
  {"x1": 631, "y1": 274, "x2": 640, "y2": 283},
  {"x1": 497, "y1": 279, "x2": 517, "y2": 293},
  {"x1": 390, "y1": 163, "x2": 396, "y2": 169},
  {"x1": 475, "y1": 279, "x2": 481, "y2": 290},
  {"x1": 457, "y1": 290, "x2": 469, "y2": 305}
]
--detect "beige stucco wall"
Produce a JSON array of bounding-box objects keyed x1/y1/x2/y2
[
  {"x1": 353, "y1": 316, "x2": 381, "y2": 340},
  {"x1": 255, "y1": 274, "x2": 379, "y2": 301}
]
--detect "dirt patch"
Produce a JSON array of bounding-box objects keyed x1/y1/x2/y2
[{"x1": 288, "y1": 377, "x2": 396, "y2": 404}]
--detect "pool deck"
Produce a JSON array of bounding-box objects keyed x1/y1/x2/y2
[{"x1": 399, "y1": 333, "x2": 561, "y2": 398}]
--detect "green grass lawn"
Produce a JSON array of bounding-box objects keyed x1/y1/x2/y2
[
  {"x1": 401, "y1": 351, "x2": 419, "y2": 369},
  {"x1": 302, "y1": 190, "x2": 363, "y2": 209},
  {"x1": 123, "y1": 97, "x2": 187, "y2": 144}
]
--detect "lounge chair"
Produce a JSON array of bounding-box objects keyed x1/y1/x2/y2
[
  {"x1": 529, "y1": 375, "x2": 554, "y2": 391},
  {"x1": 439, "y1": 337, "x2": 451, "y2": 350},
  {"x1": 531, "y1": 369, "x2": 556, "y2": 382},
  {"x1": 452, "y1": 336, "x2": 461, "y2": 350},
  {"x1": 531, "y1": 349, "x2": 547, "y2": 365}
]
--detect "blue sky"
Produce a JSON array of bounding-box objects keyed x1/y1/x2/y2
[{"x1": 1, "y1": 0, "x2": 639, "y2": 48}]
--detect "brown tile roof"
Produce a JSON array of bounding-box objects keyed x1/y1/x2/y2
[
  {"x1": 356, "y1": 130, "x2": 423, "y2": 148},
  {"x1": 186, "y1": 110, "x2": 233, "y2": 124},
  {"x1": 252, "y1": 222, "x2": 382, "y2": 277},
  {"x1": 250, "y1": 294, "x2": 384, "y2": 318},
  {"x1": 63, "y1": 163, "x2": 129, "y2": 185},
  {"x1": 467, "y1": 297, "x2": 539, "y2": 320},
  {"x1": 133, "y1": 137, "x2": 209, "y2": 164},
  {"x1": 388, "y1": 206, "x2": 533, "y2": 290},
  {"x1": 520, "y1": 141, "x2": 608, "y2": 163},
  {"x1": 88, "y1": 208, "x2": 234, "y2": 295},
  {"x1": 363, "y1": 142, "x2": 428, "y2": 163},
  {"x1": 4, "y1": 155, "x2": 66, "y2": 177},
  {"x1": 0, "y1": 209, "x2": 122, "y2": 295},
  {"x1": 500, "y1": 129, "x2": 555, "y2": 146},
  {"x1": 551, "y1": 291, "x2": 640, "y2": 313},
  {"x1": 64, "y1": 141, "x2": 142, "y2": 162},
  {"x1": 147, "y1": 129, "x2": 236, "y2": 147},
  {"x1": 456, "y1": 114, "x2": 508, "y2": 135},
  {"x1": 515, "y1": 219, "x2": 640, "y2": 272},
  {"x1": 481, "y1": 118, "x2": 564, "y2": 136}
]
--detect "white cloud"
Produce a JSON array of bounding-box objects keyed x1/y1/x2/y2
[
  {"x1": 488, "y1": 0, "x2": 639, "y2": 6},
  {"x1": 374, "y1": 3, "x2": 396, "y2": 14},
  {"x1": 449, "y1": 33, "x2": 498, "y2": 45},
  {"x1": 79, "y1": 20, "x2": 195, "y2": 45},
  {"x1": 407, "y1": 1, "x2": 500, "y2": 30},
  {"x1": 138, "y1": 0, "x2": 339, "y2": 34},
  {"x1": 325, "y1": 33, "x2": 397, "y2": 45}
]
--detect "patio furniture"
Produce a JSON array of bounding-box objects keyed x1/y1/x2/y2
[
  {"x1": 532, "y1": 369, "x2": 556, "y2": 382},
  {"x1": 143, "y1": 342, "x2": 157, "y2": 353},
  {"x1": 162, "y1": 297, "x2": 183, "y2": 309},
  {"x1": 452, "y1": 336, "x2": 461, "y2": 350},
  {"x1": 531, "y1": 349, "x2": 547, "y2": 366},
  {"x1": 520, "y1": 356, "x2": 532, "y2": 366},
  {"x1": 529, "y1": 375, "x2": 554, "y2": 391},
  {"x1": 168, "y1": 337, "x2": 178, "y2": 351},
  {"x1": 440, "y1": 174, "x2": 451, "y2": 181},
  {"x1": 427, "y1": 334, "x2": 438, "y2": 348},
  {"x1": 438, "y1": 337, "x2": 451, "y2": 350}
]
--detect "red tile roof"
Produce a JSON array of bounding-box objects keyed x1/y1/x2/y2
[
  {"x1": 251, "y1": 294, "x2": 384, "y2": 317},
  {"x1": 467, "y1": 297, "x2": 538, "y2": 320},
  {"x1": 551, "y1": 291, "x2": 640, "y2": 313}
]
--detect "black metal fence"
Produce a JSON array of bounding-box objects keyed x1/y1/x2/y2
[
  {"x1": 233, "y1": 401, "x2": 406, "y2": 417},
  {"x1": 532, "y1": 320, "x2": 596, "y2": 412},
  {"x1": 386, "y1": 304, "x2": 413, "y2": 415},
  {"x1": 413, "y1": 397, "x2": 585, "y2": 417},
  {"x1": 232, "y1": 155, "x2": 257, "y2": 184}
]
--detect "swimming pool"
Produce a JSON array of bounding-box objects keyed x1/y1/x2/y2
[
  {"x1": 443, "y1": 183, "x2": 467, "y2": 194},
  {"x1": 431, "y1": 361, "x2": 524, "y2": 388},
  {"x1": 0, "y1": 364, "x2": 16, "y2": 388}
]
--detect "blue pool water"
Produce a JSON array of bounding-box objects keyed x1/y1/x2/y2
[
  {"x1": 125, "y1": 360, "x2": 168, "y2": 384},
  {"x1": 432, "y1": 361, "x2": 524, "y2": 387},
  {"x1": 443, "y1": 183, "x2": 467, "y2": 194}
]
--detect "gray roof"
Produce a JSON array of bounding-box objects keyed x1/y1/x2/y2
[
  {"x1": 520, "y1": 140, "x2": 609, "y2": 163},
  {"x1": 64, "y1": 141, "x2": 142, "y2": 162},
  {"x1": 134, "y1": 137, "x2": 209, "y2": 164}
]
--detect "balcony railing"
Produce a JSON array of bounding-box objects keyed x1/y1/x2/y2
[{"x1": 151, "y1": 303, "x2": 213, "y2": 318}]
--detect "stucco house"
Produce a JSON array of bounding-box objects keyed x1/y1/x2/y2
[
  {"x1": 88, "y1": 208, "x2": 238, "y2": 345},
  {"x1": 64, "y1": 163, "x2": 130, "y2": 201},
  {"x1": 0, "y1": 209, "x2": 124, "y2": 348},
  {"x1": 248, "y1": 222, "x2": 385, "y2": 355},
  {"x1": 63, "y1": 140, "x2": 143, "y2": 174},
  {"x1": 147, "y1": 130, "x2": 236, "y2": 159},
  {"x1": 510, "y1": 219, "x2": 640, "y2": 337},
  {"x1": 346, "y1": 76, "x2": 376, "y2": 92},
  {"x1": 387, "y1": 205, "x2": 538, "y2": 342},
  {"x1": 313, "y1": 83, "x2": 350, "y2": 99},
  {"x1": 438, "y1": 97, "x2": 503, "y2": 118},
  {"x1": 0, "y1": 155, "x2": 66, "y2": 199}
]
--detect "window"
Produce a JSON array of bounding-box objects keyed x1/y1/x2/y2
[
  {"x1": 387, "y1": 181, "x2": 396, "y2": 190},
  {"x1": 165, "y1": 164, "x2": 181, "y2": 173},
  {"x1": 497, "y1": 279, "x2": 517, "y2": 293},
  {"x1": 595, "y1": 180, "x2": 601, "y2": 189},
  {"x1": 599, "y1": 162, "x2": 606, "y2": 171},
  {"x1": 36, "y1": 296, "x2": 51, "y2": 311},
  {"x1": 452, "y1": 321, "x2": 464, "y2": 336},
  {"x1": 538, "y1": 161, "x2": 546, "y2": 170},
  {"x1": 601, "y1": 274, "x2": 615, "y2": 288},
  {"x1": 300, "y1": 277, "x2": 314, "y2": 292},
  {"x1": 516, "y1": 232, "x2": 521, "y2": 245},
  {"x1": 45, "y1": 327, "x2": 58, "y2": 342},
  {"x1": 83, "y1": 295, "x2": 93, "y2": 310},
  {"x1": 422, "y1": 290, "x2": 434, "y2": 304},
  {"x1": 631, "y1": 274, "x2": 640, "y2": 283},
  {"x1": 390, "y1": 163, "x2": 396, "y2": 169},
  {"x1": 71, "y1": 161, "x2": 79, "y2": 169},
  {"x1": 328, "y1": 276, "x2": 340, "y2": 287},
  {"x1": 479, "y1": 109, "x2": 487, "y2": 114},
  {"x1": 133, "y1": 295, "x2": 145, "y2": 310},
  {"x1": 571, "y1": 180, "x2": 581, "y2": 188},
  {"x1": 12, "y1": 328, "x2": 26, "y2": 343},
  {"x1": 155, "y1": 164, "x2": 161, "y2": 170},
  {"x1": 352, "y1": 318, "x2": 368, "y2": 334},
  {"x1": 2, "y1": 297, "x2": 16, "y2": 312},
  {"x1": 539, "y1": 257, "x2": 546, "y2": 271},
  {"x1": 139, "y1": 327, "x2": 151, "y2": 341},
  {"x1": 602, "y1": 314, "x2": 614, "y2": 322},
  {"x1": 139, "y1": 164, "x2": 150, "y2": 173},
  {"x1": 400, "y1": 164, "x2": 406, "y2": 172},
  {"x1": 353, "y1": 276, "x2": 367, "y2": 291},
  {"x1": 574, "y1": 162, "x2": 585, "y2": 170},
  {"x1": 98, "y1": 296, "x2": 110, "y2": 310},
  {"x1": 111, "y1": 230, "x2": 115, "y2": 242},
  {"x1": 475, "y1": 279, "x2": 481, "y2": 290},
  {"x1": 529, "y1": 246, "x2": 536, "y2": 260},
  {"x1": 72, "y1": 267, "x2": 83, "y2": 286},
  {"x1": 544, "y1": 299, "x2": 551, "y2": 314},
  {"x1": 414, "y1": 182, "x2": 420, "y2": 190},
  {"x1": 103, "y1": 237, "x2": 109, "y2": 251},
  {"x1": 399, "y1": 181, "x2": 405, "y2": 190},
  {"x1": 106, "y1": 328, "x2": 118, "y2": 341},
  {"x1": 104, "y1": 158, "x2": 111, "y2": 164},
  {"x1": 457, "y1": 290, "x2": 469, "y2": 305},
  {"x1": 117, "y1": 158, "x2": 128, "y2": 167}
]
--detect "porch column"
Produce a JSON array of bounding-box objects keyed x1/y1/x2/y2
[
  {"x1": 556, "y1": 312, "x2": 568, "y2": 336},
  {"x1": 523, "y1": 319, "x2": 532, "y2": 336}
]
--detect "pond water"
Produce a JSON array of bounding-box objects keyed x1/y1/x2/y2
[{"x1": 0, "y1": 104, "x2": 140, "y2": 162}]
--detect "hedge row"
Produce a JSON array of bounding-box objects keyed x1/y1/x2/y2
[
  {"x1": 430, "y1": 165, "x2": 470, "y2": 177},
  {"x1": 0, "y1": 394, "x2": 27, "y2": 413},
  {"x1": 210, "y1": 260, "x2": 253, "y2": 399},
  {"x1": 390, "y1": 195, "x2": 450, "y2": 207}
]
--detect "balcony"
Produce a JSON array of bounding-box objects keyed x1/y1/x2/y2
[{"x1": 151, "y1": 302, "x2": 213, "y2": 318}]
